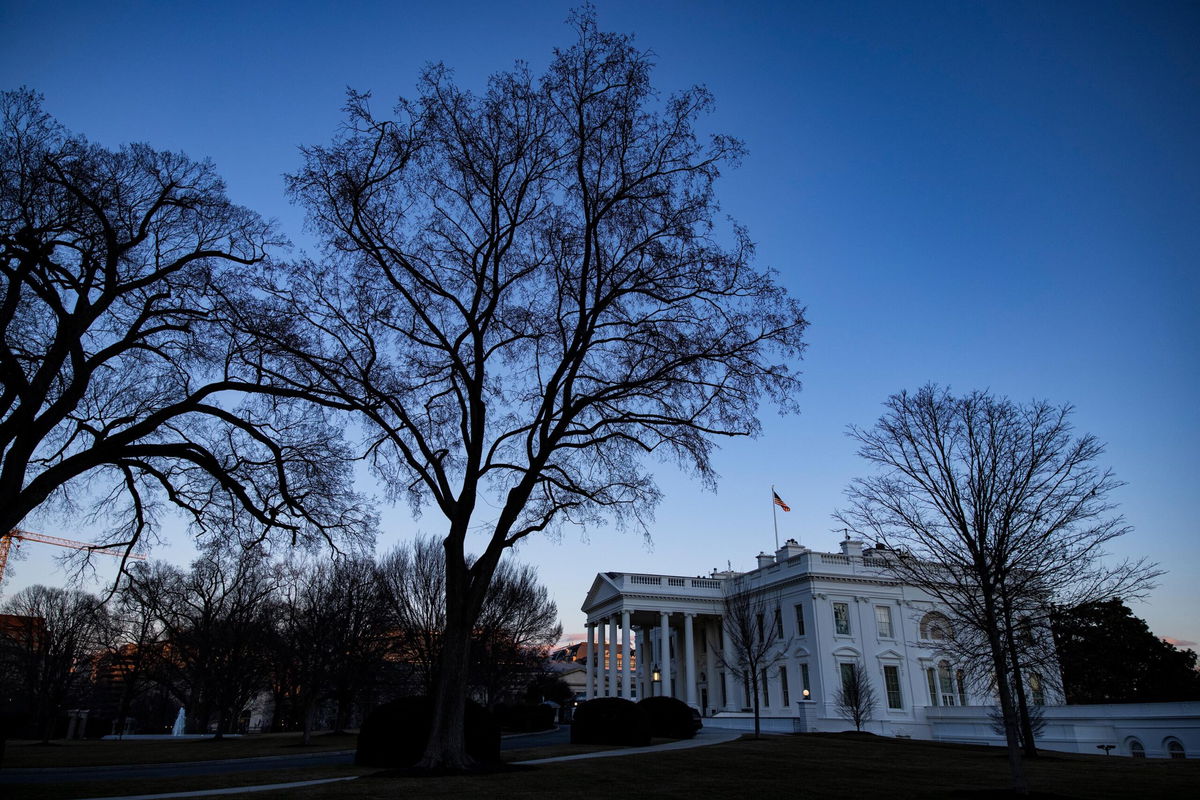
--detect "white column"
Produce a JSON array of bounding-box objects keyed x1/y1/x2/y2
[
  {"x1": 705, "y1": 619, "x2": 718, "y2": 715},
  {"x1": 722, "y1": 620, "x2": 737, "y2": 710},
  {"x1": 608, "y1": 616, "x2": 619, "y2": 698},
  {"x1": 585, "y1": 622, "x2": 595, "y2": 699},
  {"x1": 621, "y1": 610, "x2": 632, "y2": 699},
  {"x1": 598, "y1": 619, "x2": 608, "y2": 697},
  {"x1": 660, "y1": 611, "x2": 673, "y2": 699},
  {"x1": 684, "y1": 613, "x2": 698, "y2": 708},
  {"x1": 635, "y1": 626, "x2": 647, "y2": 700}
]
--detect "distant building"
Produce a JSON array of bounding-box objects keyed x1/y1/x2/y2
[{"x1": 581, "y1": 537, "x2": 1199, "y2": 758}]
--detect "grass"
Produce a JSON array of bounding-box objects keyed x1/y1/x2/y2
[
  {"x1": 2, "y1": 731, "x2": 359, "y2": 768},
  {"x1": 222, "y1": 732, "x2": 1197, "y2": 800},
  {"x1": 4, "y1": 732, "x2": 1198, "y2": 799},
  {"x1": 9, "y1": 764, "x2": 375, "y2": 800}
]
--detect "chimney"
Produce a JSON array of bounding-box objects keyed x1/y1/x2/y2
[
  {"x1": 839, "y1": 538, "x2": 865, "y2": 558},
  {"x1": 776, "y1": 538, "x2": 807, "y2": 562},
  {"x1": 756, "y1": 551, "x2": 775, "y2": 569}
]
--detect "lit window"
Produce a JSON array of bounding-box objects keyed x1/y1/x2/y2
[
  {"x1": 834, "y1": 602, "x2": 851, "y2": 635},
  {"x1": 1029, "y1": 673, "x2": 1044, "y2": 706},
  {"x1": 884, "y1": 665, "x2": 903, "y2": 709},
  {"x1": 875, "y1": 605, "x2": 894, "y2": 638}
]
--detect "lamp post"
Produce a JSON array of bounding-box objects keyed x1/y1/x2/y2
[{"x1": 651, "y1": 664, "x2": 662, "y2": 697}]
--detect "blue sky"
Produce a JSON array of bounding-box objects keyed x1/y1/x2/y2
[{"x1": 3, "y1": 1, "x2": 1198, "y2": 649}]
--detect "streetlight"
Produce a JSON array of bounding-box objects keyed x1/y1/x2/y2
[{"x1": 651, "y1": 664, "x2": 662, "y2": 696}]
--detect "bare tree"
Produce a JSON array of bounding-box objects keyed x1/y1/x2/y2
[
  {"x1": 379, "y1": 535, "x2": 561, "y2": 707},
  {"x1": 105, "y1": 581, "x2": 166, "y2": 736},
  {"x1": 472, "y1": 560, "x2": 562, "y2": 710},
  {"x1": 717, "y1": 579, "x2": 789, "y2": 738},
  {"x1": 378, "y1": 537, "x2": 447, "y2": 696},
  {"x1": 124, "y1": 547, "x2": 276, "y2": 737},
  {"x1": 268, "y1": 555, "x2": 391, "y2": 742},
  {"x1": 836, "y1": 385, "x2": 1158, "y2": 794},
  {"x1": 239, "y1": 8, "x2": 806, "y2": 769},
  {"x1": 833, "y1": 660, "x2": 877, "y2": 732},
  {"x1": 0, "y1": 88, "x2": 369, "y2": 563},
  {"x1": 0, "y1": 585, "x2": 108, "y2": 741}
]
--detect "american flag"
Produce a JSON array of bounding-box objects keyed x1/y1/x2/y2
[{"x1": 773, "y1": 491, "x2": 791, "y2": 512}]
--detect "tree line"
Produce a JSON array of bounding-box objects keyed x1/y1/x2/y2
[{"x1": 0, "y1": 538, "x2": 561, "y2": 743}]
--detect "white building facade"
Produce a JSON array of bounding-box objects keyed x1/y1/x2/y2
[{"x1": 581, "y1": 537, "x2": 1200, "y2": 758}]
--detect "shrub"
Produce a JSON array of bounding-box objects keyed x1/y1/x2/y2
[
  {"x1": 570, "y1": 697, "x2": 650, "y2": 746},
  {"x1": 496, "y1": 703, "x2": 556, "y2": 732},
  {"x1": 638, "y1": 696, "x2": 701, "y2": 739},
  {"x1": 355, "y1": 696, "x2": 501, "y2": 767}
]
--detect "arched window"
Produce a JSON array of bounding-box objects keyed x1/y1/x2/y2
[
  {"x1": 1128, "y1": 738, "x2": 1145, "y2": 758},
  {"x1": 920, "y1": 612, "x2": 951, "y2": 641},
  {"x1": 1165, "y1": 738, "x2": 1185, "y2": 759}
]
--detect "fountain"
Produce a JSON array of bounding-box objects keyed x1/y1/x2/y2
[{"x1": 172, "y1": 707, "x2": 186, "y2": 736}]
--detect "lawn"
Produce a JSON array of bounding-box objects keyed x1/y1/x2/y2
[
  {"x1": 4, "y1": 732, "x2": 1197, "y2": 800},
  {"x1": 2, "y1": 732, "x2": 359, "y2": 768},
  {"x1": 226, "y1": 733, "x2": 1197, "y2": 800}
]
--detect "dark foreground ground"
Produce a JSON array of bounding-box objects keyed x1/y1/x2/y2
[{"x1": 5, "y1": 730, "x2": 1198, "y2": 800}]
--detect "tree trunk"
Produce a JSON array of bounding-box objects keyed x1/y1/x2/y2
[
  {"x1": 984, "y1": 599, "x2": 1028, "y2": 794},
  {"x1": 417, "y1": 613, "x2": 475, "y2": 770},
  {"x1": 751, "y1": 672, "x2": 761, "y2": 739},
  {"x1": 302, "y1": 701, "x2": 314, "y2": 746},
  {"x1": 1003, "y1": 623, "x2": 1039, "y2": 757}
]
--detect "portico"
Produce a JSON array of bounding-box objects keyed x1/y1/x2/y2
[{"x1": 581, "y1": 571, "x2": 727, "y2": 712}]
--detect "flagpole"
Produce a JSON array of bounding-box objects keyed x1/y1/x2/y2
[{"x1": 771, "y1": 484, "x2": 779, "y2": 550}]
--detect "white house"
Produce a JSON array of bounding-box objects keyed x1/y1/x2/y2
[{"x1": 581, "y1": 536, "x2": 1200, "y2": 758}]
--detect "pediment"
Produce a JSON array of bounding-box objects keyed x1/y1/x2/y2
[
  {"x1": 581, "y1": 572, "x2": 622, "y2": 615},
  {"x1": 875, "y1": 648, "x2": 904, "y2": 661},
  {"x1": 832, "y1": 645, "x2": 861, "y2": 659}
]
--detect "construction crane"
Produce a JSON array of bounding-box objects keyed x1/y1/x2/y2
[{"x1": 0, "y1": 528, "x2": 147, "y2": 585}]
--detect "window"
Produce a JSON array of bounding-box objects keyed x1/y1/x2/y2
[
  {"x1": 920, "y1": 612, "x2": 950, "y2": 641},
  {"x1": 780, "y1": 666, "x2": 790, "y2": 706},
  {"x1": 761, "y1": 669, "x2": 770, "y2": 706},
  {"x1": 756, "y1": 613, "x2": 765, "y2": 642},
  {"x1": 1166, "y1": 739, "x2": 1185, "y2": 759},
  {"x1": 1029, "y1": 672, "x2": 1044, "y2": 706},
  {"x1": 720, "y1": 672, "x2": 727, "y2": 706},
  {"x1": 834, "y1": 602, "x2": 851, "y2": 635},
  {"x1": 800, "y1": 663, "x2": 811, "y2": 698},
  {"x1": 840, "y1": 662, "x2": 857, "y2": 691},
  {"x1": 1129, "y1": 739, "x2": 1145, "y2": 758},
  {"x1": 875, "y1": 605, "x2": 894, "y2": 638},
  {"x1": 956, "y1": 669, "x2": 968, "y2": 706},
  {"x1": 794, "y1": 603, "x2": 806, "y2": 636},
  {"x1": 743, "y1": 675, "x2": 751, "y2": 709},
  {"x1": 926, "y1": 667, "x2": 939, "y2": 706},
  {"x1": 937, "y1": 661, "x2": 957, "y2": 706},
  {"x1": 883, "y1": 665, "x2": 903, "y2": 709},
  {"x1": 774, "y1": 607, "x2": 784, "y2": 639}
]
